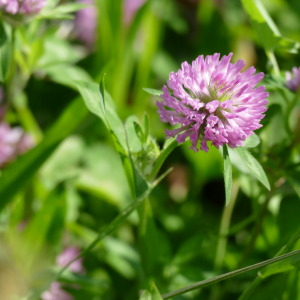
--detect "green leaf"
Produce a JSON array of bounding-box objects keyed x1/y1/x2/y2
[
  {"x1": 241, "y1": 0, "x2": 279, "y2": 35},
  {"x1": 162, "y1": 250, "x2": 300, "y2": 299},
  {"x1": 252, "y1": 22, "x2": 280, "y2": 51},
  {"x1": 139, "y1": 282, "x2": 163, "y2": 300},
  {"x1": 243, "y1": 133, "x2": 261, "y2": 148},
  {"x1": 37, "y1": 3, "x2": 87, "y2": 20},
  {"x1": 0, "y1": 22, "x2": 11, "y2": 82},
  {"x1": 57, "y1": 268, "x2": 109, "y2": 291},
  {"x1": 76, "y1": 79, "x2": 149, "y2": 197},
  {"x1": 55, "y1": 168, "x2": 172, "y2": 282},
  {"x1": 101, "y1": 95, "x2": 129, "y2": 151},
  {"x1": 23, "y1": 187, "x2": 66, "y2": 255},
  {"x1": 37, "y1": 36, "x2": 84, "y2": 68},
  {"x1": 132, "y1": 163, "x2": 149, "y2": 198},
  {"x1": 241, "y1": 0, "x2": 298, "y2": 53},
  {"x1": 241, "y1": 0, "x2": 265, "y2": 23},
  {"x1": 223, "y1": 145, "x2": 232, "y2": 206},
  {"x1": 43, "y1": 64, "x2": 92, "y2": 90},
  {"x1": 259, "y1": 253, "x2": 300, "y2": 278},
  {"x1": 142, "y1": 113, "x2": 150, "y2": 144},
  {"x1": 235, "y1": 147, "x2": 270, "y2": 190},
  {"x1": 148, "y1": 138, "x2": 178, "y2": 181},
  {"x1": 0, "y1": 20, "x2": 7, "y2": 46},
  {"x1": 75, "y1": 80, "x2": 107, "y2": 125},
  {"x1": 125, "y1": 116, "x2": 143, "y2": 153},
  {"x1": 76, "y1": 80, "x2": 128, "y2": 152},
  {"x1": 103, "y1": 237, "x2": 140, "y2": 279},
  {"x1": 0, "y1": 98, "x2": 88, "y2": 212},
  {"x1": 143, "y1": 88, "x2": 163, "y2": 96}
]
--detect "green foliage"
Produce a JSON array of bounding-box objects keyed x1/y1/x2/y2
[
  {"x1": 0, "y1": 21, "x2": 11, "y2": 82},
  {"x1": 223, "y1": 145, "x2": 232, "y2": 206},
  {"x1": 139, "y1": 282, "x2": 163, "y2": 300},
  {"x1": 235, "y1": 147, "x2": 270, "y2": 190},
  {"x1": 1, "y1": 1, "x2": 300, "y2": 300}
]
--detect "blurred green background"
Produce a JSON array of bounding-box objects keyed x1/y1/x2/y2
[{"x1": 1, "y1": 0, "x2": 300, "y2": 299}]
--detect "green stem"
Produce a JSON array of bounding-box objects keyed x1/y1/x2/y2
[
  {"x1": 5, "y1": 26, "x2": 42, "y2": 142},
  {"x1": 255, "y1": 0, "x2": 281, "y2": 36},
  {"x1": 227, "y1": 212, "x2": 257, "y2": 235},
  {"x1": 6, "y1": 27, "x2": 16, "y2": 102},
  {"x1": 161, "y1": 249, "x2": 300, "y2": 299},
  {"x1": 148, "y1": 139, "x2": 177, "y2": 182},
  {"x1": 15, "y1": 104, "x2": 43, "y2": 142},
  {"x1": 27, "y1": 170, "x2": 172, "y2": 300},
  {"x1": 239, "y1": 229, "x2": 300, "y2": 300},
  {"x1": 214, "y1": 180, "x2": 239, "y2": 271},
  {"x1": 137, "y1": 197, "x2": 153, "y2": 281},
  {"x1": 266, "y1": 51, "x2": 280, "y2": 76}
]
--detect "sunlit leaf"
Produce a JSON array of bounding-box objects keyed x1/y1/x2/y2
[
  {"x1": 143, "y1": 88, "x2": 163, "y2": 96},
  {"x1": 139, "y1": 281, "x2": 163, "y2": 300},
  {"x1": 243, "y1": 133, "x2": 260, "y2": 148},
  {"x1": 235, "y1": 147, "x2": 270, "y2": 190}
]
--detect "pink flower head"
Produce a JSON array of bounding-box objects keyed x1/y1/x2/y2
[
  {"x1": 286, "y1": 67, "x2": 300, "y2": 92},
  {"x1": 41, "y1": 282, "x2": 73, "y2": 300},
  {"x1": 157, "y1": 53, "x2": 268, "y2": 152},
  {"x1": 56, "y1": 246, "x2": 84, "y2": 273},
  {"x1": 75, "y1": 0, "x2": 97, "y2": 49},
  {"x1": 0, "y1": 122, "x2": 34, "y2": 168},
  {"x1": 0, "y1": 0, "x2": 45, "y2": 15},
  {"x1": 123, "y1": 0, "x2": 146, "y2": 25}
]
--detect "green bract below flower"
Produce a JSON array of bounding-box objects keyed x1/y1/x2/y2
[{"x1": 157, "y1": 53, "x2": 269, "y2": 152}]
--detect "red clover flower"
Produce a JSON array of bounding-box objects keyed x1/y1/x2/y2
[
  {"x1": 157, "y1": 53, "x2": 268, "y2": 152},
  {"x1": 123, "y1": 0, "x2": 146, "y2": 25},
  {"x1": 41, "y1": 282, "x2": 73, "y2": 300},
  {"x1": 56, "y1": 246, "x2": 84, "y2": 273},
  {"x1": 75, "y1": 0, "x2": 97, "y2": 49},
  {"x1": 0, "y1": 122, "x2": 33, "y2": 168},
  {"x1": 0, "y1": 0, "x2": 45, "y2": 15},
  {"x1": 41, "y1": 247, "x2": 84, "y2": 300},
  {"x1": 286, "y1": 67, "x2": 300, "y2": 92}
]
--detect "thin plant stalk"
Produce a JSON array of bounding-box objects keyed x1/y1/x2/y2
[
  {"x1": 214, "y1": 180, "x2": 239, "y2": 270},
  {"x1": 26, "y1": 170, "x2": 171, "y2": 300},
  {"x1": 239, "y1": 229, "x2": 300, "y2": 300},
  {"x1": 162, "y1": 249, "x2": 300, "y2": 299}
]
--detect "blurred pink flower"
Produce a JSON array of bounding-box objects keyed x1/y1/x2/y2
[
  {"x1": 41, "y1": 282, "x2": 73, "y2": 300},
  {"x1": 41, "y1": 247, "x2": 83, "y2": 300},
  {"x1": 0, "y1": 86, "x2": 5, "y2": 120},
  {"x1": 75, "y1": 0, "x2": 97, "y2": 49},
  {"x1": 157, "y1": 53, "x2": 268, "y2": 151},
  {"x1": 0, "y1": 122, "x2": 34, "y2": 168},
  {"x1": 286, "y1": 67, "x2": 300, "y2": 92},
  {"x1": 0, "y1": 0, "x2": 45, "y2": 15},
  {"x1": 123, "y1": 0, "x2": 146, "y2": 25},
  {"x1": 56, "y1": 246, "x2": 84, "y2": 274}
]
